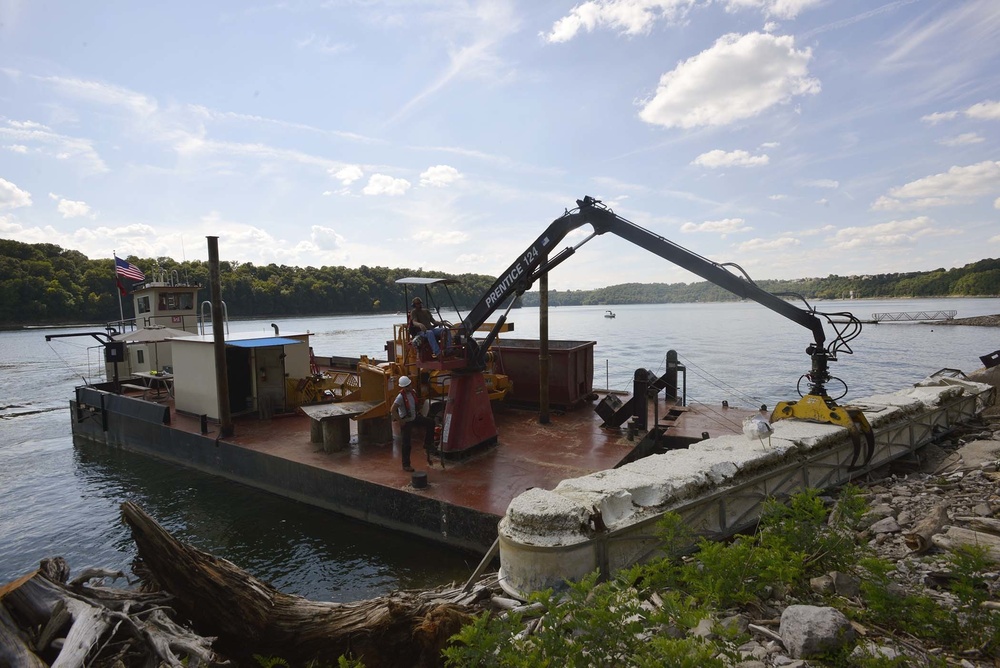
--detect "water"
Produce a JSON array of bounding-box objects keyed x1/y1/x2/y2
[{"x1": 2, "y1": 297, "x2": 997, "y2": 597}]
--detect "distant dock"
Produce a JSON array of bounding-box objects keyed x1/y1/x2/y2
[
  {"x1": 871, "y1": 310, "x2": 957, "y2": 322},
  {"x1": 832, "y1": 310, "x2": 958, "y2": 324}
]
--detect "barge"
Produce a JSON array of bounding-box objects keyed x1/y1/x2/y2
[{"x1": 54, "y1": 198, "x2": 998, "y2": 598}]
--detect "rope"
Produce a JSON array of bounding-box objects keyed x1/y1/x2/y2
[
  {"x1": 676, "y1": 353, "x2": 767, "y2": 408},
  {"x1": 46, "y1": 338, "x2": 95, "y2": 385}
]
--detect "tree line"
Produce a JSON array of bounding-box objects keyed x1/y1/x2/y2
[
  {"x1": 0, "y1": 238, "x2": 997, "y2": 326},
  {"x1": 519, "y1": 259, "x2": 1000, "y2": 307}
]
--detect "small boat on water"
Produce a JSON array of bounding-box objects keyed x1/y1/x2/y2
[{"x1": 605, "y1": 310, "x2": 616, "y2": 318}]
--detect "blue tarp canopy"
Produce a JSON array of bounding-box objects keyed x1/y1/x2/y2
[{"x1": 226, "y1": 337, "x2": 303, "y2": 348}]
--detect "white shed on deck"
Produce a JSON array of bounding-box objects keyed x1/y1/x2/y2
[{"x1": 170, "y1": 332, "x2": 311, "y2": 420}]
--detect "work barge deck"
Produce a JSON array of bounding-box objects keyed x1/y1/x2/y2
[
  {"x1": 69, "y1": 376, "x2": 748, "y2": 556},
  {"x1": 68, "y1": 365, "x2": 994, "y2": 598}
]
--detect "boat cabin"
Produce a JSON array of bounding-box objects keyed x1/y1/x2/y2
[{"x1": 170, "y1": 332, "x2": 311, "y2": 420}]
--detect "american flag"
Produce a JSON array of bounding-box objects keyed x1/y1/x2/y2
[{"x1": 115, "y1": 255, "x2": 145, "y2": 281}]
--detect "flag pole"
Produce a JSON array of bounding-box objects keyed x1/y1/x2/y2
[{"x1": 115, "y1": 250, "x2": 124, "y2": 325}]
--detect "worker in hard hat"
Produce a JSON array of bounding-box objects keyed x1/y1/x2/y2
[{"x1": 390, "y1": 375, "x2": 435, "y2": 472}]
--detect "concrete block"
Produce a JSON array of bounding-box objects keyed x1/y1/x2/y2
[{"x1": 503, "y1": 487, "x2": 590, "y2": 546}]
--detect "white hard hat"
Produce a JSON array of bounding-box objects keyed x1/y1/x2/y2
[{"x1": 398, "y1": 376, "x2": 411, "y2": 387}]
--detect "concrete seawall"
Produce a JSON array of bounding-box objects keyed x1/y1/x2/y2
[{"x1": 497, "y1": 374, "x2": 995, "y2": 599}]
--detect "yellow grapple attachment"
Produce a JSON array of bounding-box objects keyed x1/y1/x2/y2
[{"x1": 771, "y1": 394, "x2": 875, "y2": 470}]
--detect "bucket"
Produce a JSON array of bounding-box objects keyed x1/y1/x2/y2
[{"x1": 411, "y1": 471, "x2": 428, "y2": 489}]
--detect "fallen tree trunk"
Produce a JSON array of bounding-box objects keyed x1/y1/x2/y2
[
  {"x1": 0, "y1": 600, "x2": 47, "y2": 668},
  {"x1": 903, "y1": 503, "x2": 950, "y2": 554},
  {"x1": 953, "y1": 516, "x2": 1000, "y2": 536},
  {"x1": 121, "y1": 501, "x2": 478, "y2": 667},
  {"x1": 931, "y1": 526, "x2": 1000, "y2": 562},
  {"x1": 1, "y1": 558, "x2": 217, "y2": 667}
]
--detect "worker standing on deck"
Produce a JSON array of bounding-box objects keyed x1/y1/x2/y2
[
  {"x1": 391, "y1": 376, "x2": 434, "y2": 472},
  {"x1": 409, "y1": 297, "x2": 453, "y2": 358}
]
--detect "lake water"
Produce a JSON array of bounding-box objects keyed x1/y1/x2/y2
[{"x1": 2, "y1": 297, "x2": 997, "y2": 599}]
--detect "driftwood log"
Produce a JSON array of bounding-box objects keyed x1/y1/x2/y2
[
  {"x1": 0, "y1": 557, "x2": 216, "y2": 667},
  {"x1": 121, "y1": 501, "x2": 479, "y2": 667},
  {"x1": 903, "y1": 503, "x2": 950, "y2": 554},
  {"x1": 954, "y1": 516, "x2": 1000, "y2": 536},
  {"x1": 931, "y1": 526, "x2": 1000, "y2": 562}
]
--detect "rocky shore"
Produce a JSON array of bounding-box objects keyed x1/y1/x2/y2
[
  {"x1": 724, "y1": 364, "x2": 1000, "y2": 666},
  {"x1": 933, "y1": 313, "x2": 1000, "y2": 327}
]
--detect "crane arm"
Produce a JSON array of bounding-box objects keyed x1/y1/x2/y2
[
  {"x1": 458, "y1": 196, "x2": 873, "y2": 468},
  {"x1": 461, "y1": 196, "x2": 827, "y2": 360}
]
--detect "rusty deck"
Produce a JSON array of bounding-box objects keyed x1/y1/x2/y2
[{"x1": 135, "y1": 388, "x2": 753, "y2": 529}]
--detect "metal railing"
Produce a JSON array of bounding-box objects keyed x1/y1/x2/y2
[{"x1": 871, "y1": 310, "x2": 957, "y2": 322}]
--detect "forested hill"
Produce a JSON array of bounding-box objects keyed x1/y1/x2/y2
[
  {"x1": 1, "y1": 238, "x2": 998, "y2": 326},
  {"x1": 519, "y1": 259, "x2": 1000, "y2": 307}
]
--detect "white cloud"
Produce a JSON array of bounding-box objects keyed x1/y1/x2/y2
[
  {"x1": 816, "y1": 198, "x2": 829, "y2": 206},
  {"x1": 48, "y1": 193, "x2": 94, "y2": 218},
  {"x1": 872, "y1": 160, "x2": 1000, "y2": 210},
  {"x1": 692, "y1": 149, "x2": 769, "y2": 168},
  {"x1": 0, "y1": 178, "x2": 32, "y2": 209},
  {"x1": 939, "y1": 132, "x2": 984, "y2": 146},
  {"x1": 296, "y1": 34, "x2": 353, "y2": 55},
  {"x1": 638, "y1": 32, "x2": 819, "y2": 129},
  {"x1": 801, "y1": 178, "x2": 839, "y2": 188},
  {"x1": 43, "y1": 75, "x2": 159, "y2": 117},
  {"x1": 543, "y1": 0, "x2": 696, "y2": 43},
  {"x1": 768, "y1": 194, "x2": 787, "y2": 200},
  {"x1": 0, "y1": 119, "x2": 107, "y2": 174},
  {"x1": 921, "y1": 111, "x2": 958, "y2": 124},
  {"x1": 830, "y1": 216, "x2": 937, "y2": 250},
  {"x1": 737, "y1": 236, "x2": 800, "y2": 251},
  {"x1": 420, "y1": 165, "x2": 463, "y2": 187},
  {"x1": 723, "y1": 0, "x2": 822, "y2": 20},
  {"x1": 310, "y1": 225, "x2": 345, "y2": 250},
  {"x1": 362, "y1": 174, "x2": 411, "y2": 196},
  {"x1": 965, "y1": 100, "x2": 1000, "y2": 120},
  {"x1": 995, "y1": 196, "x2": 1000, "y2": 209},
  {"x1": 332, "y1": 165, "x2": 363, "y2": 185},
  {"x1": 412, "y1": 229, "x2": 470, "y2": 245},
  {"x1": 543, "y1": 0, "x2": 820, "y2": 43},
  {"x1": 388, "y1": 1, "x2": 521, "y2": 124},
  {"x1": 759, "y1": 141, "x2": 780, "y2": 148},
  {"x1": 680, "y1": 218, "x2": 751, "y2": 235},
  {"x1": 6, "y1": 144, "x2": 28, "y2": 153}
]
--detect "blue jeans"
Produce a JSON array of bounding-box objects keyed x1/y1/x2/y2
[{"x1": 421, "y1": 327, "x2": 453, "y2": 356}]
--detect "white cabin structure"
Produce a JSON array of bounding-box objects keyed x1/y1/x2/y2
[
  {"x1": 105, "y1": 271, "x2": 201, "y2": 379},
  {"x1": 170, "y1": 332, "x2": 310, "y2": 420}
]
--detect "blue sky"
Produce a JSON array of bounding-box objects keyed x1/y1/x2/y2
[{"x1": 1, "y1": 0, "x2": 998, "y2": 291}]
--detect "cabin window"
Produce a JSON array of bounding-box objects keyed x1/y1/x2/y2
[
  {"x1": 136, "y1": 349, "x2": 145, "y2": 364},
  {"x1": 137, "y1": 296, "x2": 150, "y2": 314},
  {"x1": 157, "y1": 291, "x2": 196, "y2": 311}
]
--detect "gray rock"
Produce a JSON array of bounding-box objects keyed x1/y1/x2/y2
[
  {"x1": 691, "y1": 617, "x2": 715, "y2": 639},
  {"x1": 809, "y1": 574, "x2": 834, "y2": 595},
  {"x1": 869, "y1": 516, "x2": 901, "y2": 534},
  {"x1": 973, "y1": 502, "x2": 993, "y2": 516},
  {"x1": 866, "y1": 503, "x2": 894, "y2": 518},
  {"x1": 772, "y1": 657, "x2": 807, "y2": 667},
  {"x1": 720, "y1": 613, "x2": 749, "y2": 635},
  {"x1": 851, "y1": 640, "x2": 901, "y2": 661},
  {"x1": 831, "y1": 571, "x2": 861, "y2": 598},
  {"x1": 779, "y1": 604, "x2": 857, "y2": 659}
]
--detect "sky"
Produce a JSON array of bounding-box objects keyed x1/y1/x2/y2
[{"x1": 1, "y1": 0, "x2": 998, "y2": 291}]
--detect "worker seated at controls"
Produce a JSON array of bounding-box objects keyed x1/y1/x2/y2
[{"x1": 408, "y1": 297, "x2": 454, "y2": 359}]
